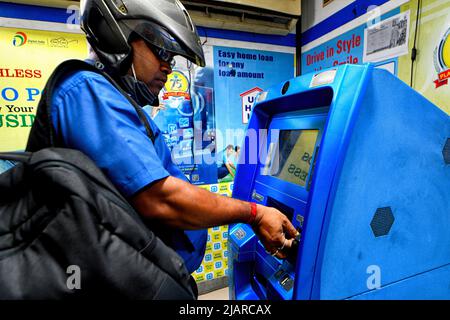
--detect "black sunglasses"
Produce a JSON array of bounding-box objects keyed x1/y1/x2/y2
[{"x1": 146, "y1": 43, "x2": 176, "y2": 68}]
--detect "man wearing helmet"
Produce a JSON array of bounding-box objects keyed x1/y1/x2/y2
[{"x1": 27, "y1": 0, "x2": 299, "y2": 281}]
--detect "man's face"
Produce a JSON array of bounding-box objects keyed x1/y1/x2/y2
[{"x1": 130, "y1": 39, "x2": 173, "y2": 96}]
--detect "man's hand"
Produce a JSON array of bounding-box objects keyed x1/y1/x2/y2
[{"x1": 251, "y1": 204, "x2": 300, "y2": 259}]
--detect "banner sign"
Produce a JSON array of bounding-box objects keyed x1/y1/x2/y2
[
  {"x1": 302, "y1": 9, "x2": 402, "y2": 74},
  {"x1": 193, "y1": 182, "x2": 233, "y2": 282},
  {"x1": 0, "y1": 27, "x2": 88, "y2": 152},
  {"x1": 397, "y1": 0, "x2": 449, "y2": 114},
  {"x1": 214, "y1": 46, "x2": 294, "y2": 151},
  {"x1": 302, "y1": 0, "x2": 449, "y2": 115},
  {"x1": 435, "y1": 69, "x2": 450, "y2": 88},
  {"x1": 152, "y1": 56, "x2": 218, "y2": 185},
  {"x1": 152, "y1": 42, "x2": 294, "y2": 185}
]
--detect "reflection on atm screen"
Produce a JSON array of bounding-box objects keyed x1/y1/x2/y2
[{"x1": 269, "y1": 129, "x2": 319, "y2": 187}]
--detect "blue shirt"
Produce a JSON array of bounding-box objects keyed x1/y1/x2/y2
[
  {"x1": 51, "y1": 70, "x2": 187, "y2": 197},
  {"x1": 51, "y1": 69, "x2": 206, "y2": 273}
]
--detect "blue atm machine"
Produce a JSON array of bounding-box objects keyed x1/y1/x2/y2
[{"x1": 229, "y1": 64, "x2": 450, "y2": 300}]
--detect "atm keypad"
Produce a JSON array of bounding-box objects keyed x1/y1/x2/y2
[
  {"x1": 274, "y1": 269, "x2": 294, "y2": 292},
  {"x1": 279, "y1": 274, "x2": 294, "y2": 292},
  {"x1": 296, "y1": 214, "x2": 304, "y2": 227}
]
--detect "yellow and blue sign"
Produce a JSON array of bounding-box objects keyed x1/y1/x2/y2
[
  {"x1": 301, "y1": 9, "x2": 401, "y2": 74},
  {"x1": 433, "y1": 27, "x2": 450, "y2": 88},
  {"x1": 192, "y1": 182, "x2": 232, "y2": 283},
  {"x1": 0, "y1": 27, "x2": 88, "y2": 152}
]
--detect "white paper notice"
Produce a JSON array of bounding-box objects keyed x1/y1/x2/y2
[{"x1": 363, "y1": 11, "x2": 410, "y2": 63}]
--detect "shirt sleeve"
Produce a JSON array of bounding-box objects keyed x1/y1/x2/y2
[{"x1": 51, "y1": 71, "x2": 170, "y2": 198}]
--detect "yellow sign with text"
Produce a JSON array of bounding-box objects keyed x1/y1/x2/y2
[
  {"x1": 0, "y1": 27, "x2": 88, "y2": 152},
  {"x1": 193, "y1": 182, "x2": 232, "y2": 283},
  {"x1": 399, "y1": 0, "x2": 450, "y2": 115}
]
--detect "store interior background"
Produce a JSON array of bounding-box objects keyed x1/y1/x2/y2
[{"x1": 0, "y1": 0, "x2": 448, "y2": 299}]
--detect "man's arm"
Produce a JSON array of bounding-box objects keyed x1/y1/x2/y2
[{"x1": 131, "y1": 176, "x2": 299, "y2": 258}]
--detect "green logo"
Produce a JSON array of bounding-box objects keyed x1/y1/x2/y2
[{"x1": 12, "y1": 31, "x2": 27, "y2": 47}]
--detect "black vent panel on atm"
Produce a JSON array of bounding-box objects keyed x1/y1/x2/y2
[
  {"x1": 443, "y1": 138, "x2": 450, "y2": 164},
  {"x1": 370, "y1": 207, "x2": 395, "y2": 237}
]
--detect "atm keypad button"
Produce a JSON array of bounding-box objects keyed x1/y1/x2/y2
[
  {"x1": 296, "y1": 214, "x2": 304, "y2": 227},
  {"x1": 279, "y1": 274, "x2": 294, "y2": 291},
  {"x1": 274, "y1": 269, "x2": 284, "y2": 279}
]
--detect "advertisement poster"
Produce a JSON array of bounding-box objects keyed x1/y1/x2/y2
[
  {"x1": 156, "y1": 44, "x2": 295, "y2": 185},
  {"x1": 0, "y1": 27, "x2": 88, "y2": 152},
  {"x1": 193, "y1": 182, "x2": 233, "y2": 283},
  {"x1": 152, "y1": 51, "x2": 217, "y2": 185},
  {"x1": 398, "y1": 0, "x2": 450, "y2": 115},
  {"x1": 302, "y1": 0, "x2": 449, "y2": 115},
  {"x1": 301, "y1": 8, "x2": 401, "y2": 74},
  {"x1": 213, "y1": 46, "x2": 294, "y2": 182}
]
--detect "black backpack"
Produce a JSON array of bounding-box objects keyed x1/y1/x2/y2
[
  {"x1": 0, "y1": 148, "x2": 197, "y2": 299},
  {"x1": 25, "y1": 59, "x2": 207, "y2": 275}
]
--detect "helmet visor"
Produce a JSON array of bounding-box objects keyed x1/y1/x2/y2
[{"x1": 121, "y1": 19, "x2": 204, "y2": 66}]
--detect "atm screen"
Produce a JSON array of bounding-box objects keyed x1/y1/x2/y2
[{"x1": 269, "y1": 130, "x2": 319, "y2": 187}]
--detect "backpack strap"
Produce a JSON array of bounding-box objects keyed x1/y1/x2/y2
[
  {"x1": 26, "y1": 59, "x2": 154, "y2": 151},
  {"x1": 98, "y1": 64, "x2": 156, "y2": 143},
  {"x1": 0, "y1": 152, "x2": 32, "y2": 163}
]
